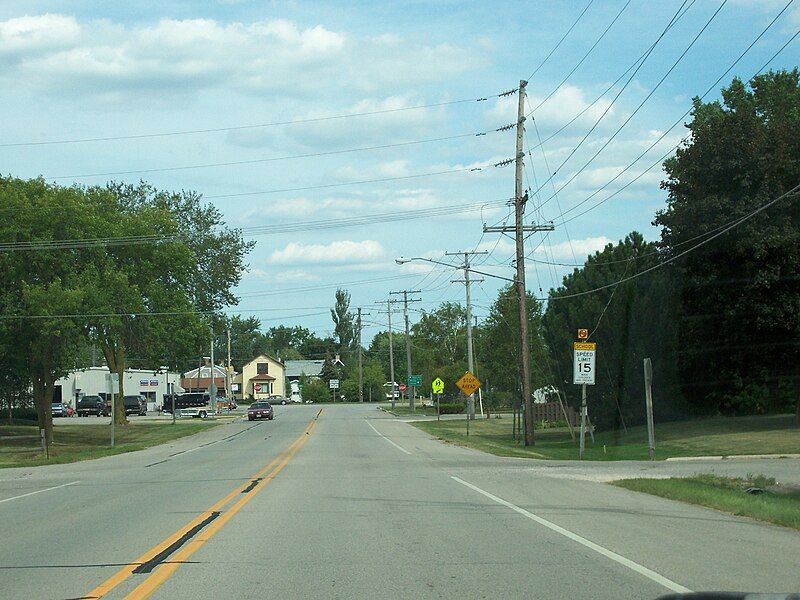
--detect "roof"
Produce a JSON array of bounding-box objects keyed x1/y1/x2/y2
[
  {"x1": 183, "y1": 365, "x2": 228, "y2": 378},
  {"x1": 284, "y1": 359, "x2": 324, "y2": 378},
  {"x1": 249, "y1": 373, "x2": 276, "y2": 381}
]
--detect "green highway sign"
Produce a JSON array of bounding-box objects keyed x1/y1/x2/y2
[{"x1": 407, "y1": 375, "x2": 422, "y2": 387}]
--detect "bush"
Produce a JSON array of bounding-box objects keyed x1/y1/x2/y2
[
  {"x1": 438, "y1": 403, "x2": 465, "y2": 415},
  {"x1": 0, "y1": 407, "x2": 39, "y2": 424},
  {"x1": 301, "y1": 379, "x2": 330, "y2": 404}
]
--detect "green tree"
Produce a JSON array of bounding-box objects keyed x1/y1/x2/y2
[
  {"x1": 479, "y1": 283, "x2": 548, "y2": 409},
  {"x1": 84, "y1": 182, "x2": 252, "y2": 424},
  {"x1": 543, "y1": 233, "x2": 686, "y2": 429},
  {"x1": 0, "y1": 178, "x2": 102, "y2": 441},
  {"x1": 654, "y1": 70, "x2": 800, "y2": 418},
  {"x1": 331, "y1": 288, "x2": 354, "y2": 350}
]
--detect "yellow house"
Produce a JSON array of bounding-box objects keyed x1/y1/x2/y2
[{"x1": 232, "y1": 354, "x2": 285, "y2": 401}]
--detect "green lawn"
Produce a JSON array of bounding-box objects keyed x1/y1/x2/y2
[
  {"x1": 613, "y1": 474, "x2": 800, "y2": 531},
  {"x1": 0, "y1": 422, "x2": 218, "y2": 468},
  {"x1": 411, "y1": 413, "x2": 800, "y2": 461}
]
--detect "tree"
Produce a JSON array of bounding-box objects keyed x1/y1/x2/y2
[
  {"x1": 543, "y1": 233, "x2": 686, "y2": 429},
  {"x1": 84, "y1": 182, "x2": 252, "y2": 425},
  {"x1": 479, "y1": 284, "x2": 549, "y2": 409},
  {"x1": 0, "y1": 178, "x2": 102, "y2": 441},
  {"x1": 654, "y1": 70, "x2": 800, "y2": 418},
  {"x1": 331, "y1": 288, "x2": 354, "y2": 350}
]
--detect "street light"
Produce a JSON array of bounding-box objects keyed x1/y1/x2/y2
[{"x1": 395, "y1": 257, "x2": 516, "y2": 283}]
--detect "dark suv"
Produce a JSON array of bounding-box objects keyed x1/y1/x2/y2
[
  {"x1": 77, "y1": 395, "x2": 107, "y2": 417},
  {"x1": 123, "y1": 395, "x2": 147, "y2": 416}
]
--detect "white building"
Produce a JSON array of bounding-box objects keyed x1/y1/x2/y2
[{"x1": 56, "y1": 367, "x2": 184, "y2": 412}]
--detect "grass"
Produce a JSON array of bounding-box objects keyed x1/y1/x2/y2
[
  {"x1": 0, "y1": 421, "x2": 218, "y2": 468},
  {"x1": 411, "y1": 413, "x2": 800, "y2": 461},
  {"x1": 613, "y1": 474, "x2": 800, "y2": 531}
]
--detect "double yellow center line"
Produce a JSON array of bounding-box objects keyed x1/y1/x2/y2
[{"x1": 85, "y1": 410, "x2": 321, "y2": 600}]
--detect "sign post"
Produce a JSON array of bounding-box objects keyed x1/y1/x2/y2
[
  {"x1": 329, "y1": 378, "x2": 339, "y2": 403},
  {"x1": 573, "y1": 341, "x2": 596, "y2": 460},
  {"x1": 456, "y1": 372, "x2": 481, "y2": 436},
  {"x1": 432, "y1": 377, "x2": 444, "y2": 421}
]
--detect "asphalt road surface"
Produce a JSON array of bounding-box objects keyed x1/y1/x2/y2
[{"x1": 1, "y1": 404, "x2": 798, "y2": 599}]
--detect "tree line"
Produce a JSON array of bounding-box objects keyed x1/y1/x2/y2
[{"x1": 0, "y1": 180, "x2": 251, "y2": 441}]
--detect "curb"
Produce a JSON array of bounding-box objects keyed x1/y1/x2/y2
[{"x1": 665, "y1": 453, "x2": 800, "y2": 461}]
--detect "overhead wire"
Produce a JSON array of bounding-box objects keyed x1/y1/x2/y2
[
  {"x1": 0, "y1": 95, "x2": 496, "y2": 148},
  {"x1": 527, "y1": 0, "x2": 597, "y2": 82},
  {"x1": 46, "y1": 129, "x2": 499, "y2": 180},
  {"x1": 532, "y1": 0, "x2": 727, "y2": 208},
  {"x1": 551, "y1": 0, "x2": 797, "y2": 225}
]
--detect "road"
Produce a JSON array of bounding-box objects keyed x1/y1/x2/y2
[{"x1": 1, "y1": 404, "x2": 798, "y2": 599}]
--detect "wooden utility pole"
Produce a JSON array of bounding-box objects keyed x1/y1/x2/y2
[
  {"x1": 445, "y1": 250, "x2": 487, "y2": 420},
  {"x1": 644, "y1": 358, "x2": 656, "y2": 461},
  {"x1": 483, "y1": 80, "x2": 553, "y2": 446},
  {"x1": 390, "y1": 290, "x2": 421, "y2": 411},
  {"x1": 356, "y1": 308, "x2": 369, "y2": 403}
]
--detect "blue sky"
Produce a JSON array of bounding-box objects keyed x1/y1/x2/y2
[{"x1": 1, "y1": 0, "x2": 798, "y2": 341}]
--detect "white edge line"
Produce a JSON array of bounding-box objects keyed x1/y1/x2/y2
[
  {"x1": 366, "y1": 420, "x2": 412, "y2": 455},
  {"x1": 0, "y1": 480, "x2": 81, "y2": 505},
  {"x1": 451, "y1": 476, "x2": 692, "y2": 594}
]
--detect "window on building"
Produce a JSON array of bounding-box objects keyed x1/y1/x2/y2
[{"x1": 257, "y1": 362, "x2": 268, "y2": 374}]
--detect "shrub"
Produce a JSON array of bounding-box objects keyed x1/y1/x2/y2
[
  {"x1": 301, "y1": 379, "x2": 330, "y2": 404},
  {"x1": 438, "y1": 403, "x2": 465, "y2": 415}
]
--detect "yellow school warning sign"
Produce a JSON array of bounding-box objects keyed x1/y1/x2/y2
[{"x1": 456, "y1": 371, "x2": 481, "y2": 397}]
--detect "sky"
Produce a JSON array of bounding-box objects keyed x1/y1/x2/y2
[{"x1": 1, "y1": 0, "x2": 798, "y2": 343}]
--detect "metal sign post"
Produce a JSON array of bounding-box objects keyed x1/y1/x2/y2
[
  {"x1": 573, "y1": 341, "x2": 596, "y2": 459},
  {"x1": 456, "y1": 372, "x2": 481, "y2": 437},
  {"x1": 329, "y1": 378, "x2": 339, "y2": 403}
]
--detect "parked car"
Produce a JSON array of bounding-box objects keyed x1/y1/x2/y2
[
  {"x1": 123, "y1": 395, "x2": 147, "y2": 416},
  {"x1": 247, "y1": 401, "x2": 273, "y2": 421},
  {"x1": 50, "y1": 402, "x2": 69, "y2": 417},
  {"x1": 269, "y1": 395, "x2": 289, "y2": 405},
  {"x1": 77, "y1": 395, "x2": 107, "y2": 417}
]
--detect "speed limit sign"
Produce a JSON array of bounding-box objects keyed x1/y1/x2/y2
[{"x1": 573, "y1": 342, "x2": 596, "y2": 385}]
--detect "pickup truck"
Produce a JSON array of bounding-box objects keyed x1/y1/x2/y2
[{"x1": 168, "y1": 393, "x2": 216, "y2": 419}]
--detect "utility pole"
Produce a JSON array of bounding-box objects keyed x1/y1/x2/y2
[
  {"x1": 356, "y1": 308, "x2": 369, "y2": 403},
  {"x1": 209, "y1": 327, "x2": 216, "y2": 413},
  {"x1": 226, "y1": 328, "x2": 232, "y2": 401},
  {"x1": 377, "y1": 299, "x2": 399, "y2": 409},
  {"x1": 390, "y1": 290, "x2": 421, "y2": 411},
  {"x1": 445, "y1": 250, "x2": 487, "y2": 420},
  {"x1": 483, "y1": 79, "x2": 554, "y2": 447}
]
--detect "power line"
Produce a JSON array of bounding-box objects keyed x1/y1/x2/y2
[
  {"x1": 550, "y1": 1, "x2": 797, "y2": 225},
  {"x1": 46, "y1": 129, "x2": 499, "y2": 180},
  {"x1": 528, "y1": 0, "x2": 632, "y2": 115},
  {"x1": 527, "y1": 0, "x2": 597, "y2": 82},
  {"x1": 546, "y1": 182, "x2": 800, "y2": 301},
  {"x1": 0, "y1": 95, "x2": 496, "y2": 148},
  {"x1": 204, "y1": 165, "x2": 488, "y2": 199},
  {"x1": 530, "y1": 0, "x2": 713, "y2": 206}
]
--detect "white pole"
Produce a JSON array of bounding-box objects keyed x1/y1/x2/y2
[{"x1": 579, "y1": 383, "x2": 587, "y2": 460}]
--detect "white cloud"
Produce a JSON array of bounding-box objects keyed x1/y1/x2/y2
[
  {"x1": 0, "y1": 15, "x2": 481, "y2": 99},
  {"x1": 0, "y1": 13, "x2": 80, "y2": 55},
  {"x1": 272, "y1": 269, "x2": 320, "y2": 282},
  {"x1": 534, "y1": 236, "x2": 612, "y2": 260},
  {"x1": 268, "y1": 239, "x2": 386, "y2": 265}
]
